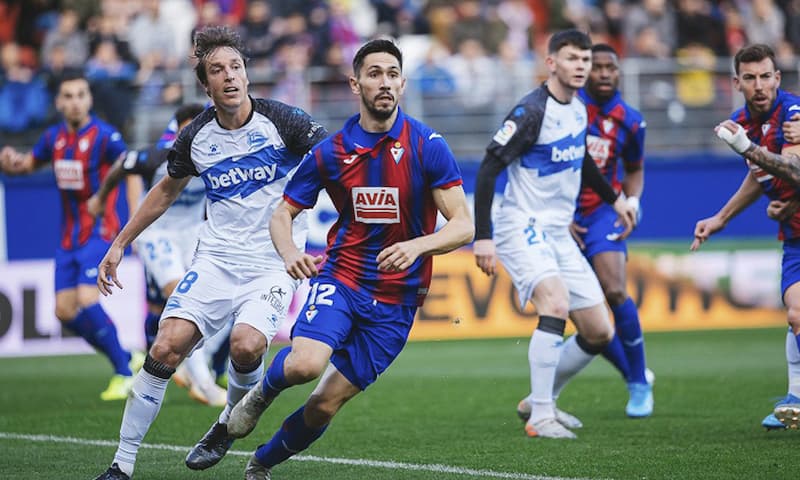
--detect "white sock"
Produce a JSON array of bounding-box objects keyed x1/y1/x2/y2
[
  {"x1": 218, "y1": 359, "x2": 264, "y2": 424},
  {"x1": 552, "y1": 335, "x2": 595, "y2": 399},
  {"x1": 787, "y1": 330, "x2": 800, "y2": 398},
  {"x1": 184, "y1": 345, "x2": 216, "y2": 390},
  {"x1": 528, "y1": 329, "x2": 563, "y2": 422},
  {"x1": 114, "y1": 370, "x2": 169, "y2": 476}
]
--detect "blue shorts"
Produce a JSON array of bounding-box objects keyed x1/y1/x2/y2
[
  {"x1": 781, "y1": 239, "x2": 800, "y2": 300},
  {"x1": 574, "y1": 203, "x2": 628, "y2": 260},
  {"x1": 291, "y1": 277, "x2": 417, "y2": 390},
  {"x1": 54, "y1": 236, "x2": 111, "y2": 292}
]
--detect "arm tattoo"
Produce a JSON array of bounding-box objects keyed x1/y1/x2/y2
[{"x1": 744, "y1": 145, "x2": 800, "y2": 186}]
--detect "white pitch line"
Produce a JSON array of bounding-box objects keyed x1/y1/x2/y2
[{"x1": 0, "y1": 432, "x2": 593, "y2": 480}]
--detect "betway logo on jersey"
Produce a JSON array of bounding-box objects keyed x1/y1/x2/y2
[
  {"x1": 551, "y1": 144, "x2": 585, "y2": 162},
  {"x1": 521, "y1": 132, "x2": 585, "y2": 177},
  {"x1": 352, "y1": 187, "x2": 400, "y2": 224},
  {"x1": 202, "y1": 148, "x2": 300, "y2": 202}
]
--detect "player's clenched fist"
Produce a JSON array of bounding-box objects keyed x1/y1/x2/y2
[{"x1": 473, "y1": 238, "x2": 497, "y2": 276}]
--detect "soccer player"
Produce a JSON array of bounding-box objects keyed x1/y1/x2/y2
[
  {"x1": 570, "y1": 43, "x2": 653, "y2": 418},
  {"x1": 692, "y1": 44, "x2": 800, "y2": 431},
  {"x1": 0, "y1": 71, "x2": 141, "y2": 401},
  {"x1": 92, "y1": 26, "x2": 327, "y2": 480},
  {"x1": 87, "y1": 103, "x2": 228, "y2": 407},
  {"x1": 472, "y1": 30, "x2": 637, "y2": 439},
  {"x1": 199, "y1": 38, "x2": 473, "y2": 479}
]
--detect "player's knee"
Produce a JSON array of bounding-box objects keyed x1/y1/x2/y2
[
  {"x1": 304, "y1": 393, "x2": 340, "y2": 426},
  {"x1": 285, "y1": 354, "x2": 326, "y2": 383},
  {"x1": 787, "y1": 305, "x2": 800, "y2": 330},
  {"x1": 148, "y1": 339, "x2": 183, "y2": 368},
  {"x1": 54, "y1": 304, "x2": 77, "y2": 323},
  {"x1": 229, "y1": 334, "x2": 266, "y2": 365},
  {"x1": 603, "y1": 288, "x2": 628, "y2": 307},
  {"x1": 536, "y1": 302, "x2": 569, "y2": 320}
]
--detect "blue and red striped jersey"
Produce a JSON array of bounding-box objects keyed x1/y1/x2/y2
[
  {"x1": 731, "y1": 89, "x2": 800, "y2": 240},
  {"x1": 576, "y1": 89, "x2": 645, "y2": 216},
  {"x1": 284, "y1": 108, "x2": 463, "y2": 306},
  {"x1": 32, "y1": 115, "x2": 127, "y2": 250}
]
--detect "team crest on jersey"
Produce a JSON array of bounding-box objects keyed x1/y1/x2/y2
[
  {"x1": 762, "y1": 124, "x2": 770, "y2": 136},
  {"x1": 390, "y1": 142, "x2": 404, "y2": 164},
  {"x1": 602, "y1": 118, "x2": 614, "y2": 134},
  {"x1": 79, "y1": 138, "x2": 90, "y2": 152},
  {"x1": 209, "y1": 143, "x2": 221, "y2": 155},
  {"x1": 305, "y1": 304, "x2": 318, "y2": 322},
  {"x1": 247, "y1": 131, "x2": 267, "y2": 148},
  {"x1": 352, "y1": 186, "x2": 400, "y2": 224},
  {"x1": 493, "y1": 120, "x2": 517, "y2": 146}
]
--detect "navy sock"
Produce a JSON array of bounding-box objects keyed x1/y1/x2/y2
[
  {"x1": 254, "y1": 406, "x2": 327, "y2": 468},
  {"x1": 263, "y1": 346, "x2": 291, "y2": 398},
  {"x1": 612, "y1": 298, "x2": 647, "y2": 384},
  {"x1": 212, "y1": 337, "x2": 230, "y2": 379},
  {"x1": 67, "y1": 303, "x2": 131, "y2": 376},
  {"x1": 144, "y1": 311, "x2": 160, "y2": 351},
  {"x1": 601, "y1": 334, "x2": 631, "y2": 382}
]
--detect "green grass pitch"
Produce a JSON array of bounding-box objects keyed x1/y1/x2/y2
[{"x1": 0, "y1": 327, "x2": 797, "y2": 479}]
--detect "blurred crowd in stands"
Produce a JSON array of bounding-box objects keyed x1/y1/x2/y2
[{"x1": 1, "y1": 0, "x2": 799, "y2": 142}]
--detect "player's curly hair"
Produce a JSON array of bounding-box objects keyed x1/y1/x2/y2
[{"x1": 192, "y1": 26, "x2": 248, "y2": 86}]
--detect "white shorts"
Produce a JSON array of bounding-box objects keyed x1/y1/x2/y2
[
  {"x1": 495, "y1": 219, "x2": 604, "y2": 311},
  {"x1": 135, "y1": 225, "x2": 201, "y2": 291},
  {"x1": 161, "y1": 255, "x2": 299, "y2": 346}
]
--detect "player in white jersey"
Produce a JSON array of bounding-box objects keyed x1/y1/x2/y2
[
  {"x1": 473, "y1": 30, "x2": 637, "y2": 439},
  {"x1": 92, "y1": 26, "x2": 327, "y2": 480},
  {"x1": 88, "y1": 103, "x2": 228, "y2": 407}
]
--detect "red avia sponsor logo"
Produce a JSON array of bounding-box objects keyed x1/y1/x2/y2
[{"x1": 352, "y1": 187, "x2": 400, "y2": 224}]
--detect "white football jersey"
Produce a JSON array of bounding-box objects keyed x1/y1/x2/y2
[
  {"x1": 487, "y1": 86, "x2": 587, "y2": 230},
  {"x1": 122, "y1": 145, "x2": 206, "y2": 232},
  {"x1": 168, "y1": 98, "x2": 327, "y2": 269}
]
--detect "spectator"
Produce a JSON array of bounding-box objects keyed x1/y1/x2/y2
[
  {"x1": 450, "y1": 0, "x2": 507, "y2": 54},
  {"x1": 128, "y1": 0, "x2": 182, "y2": 105},
  {"x1": 675, "y1": 0, "x2": 727, "y2": 56},
  {"x1": 41, "y1": 8, "x2": 89, "y2": 70},
  {"x1": 193, "y1": 0, "x2": 246, "y2": 26},
  {"x1": 623, "y1": 0, "x2": 676, "y2": 58},
  {"x1": 496, "y1": 0, "x2": 535, "y2": 59},
  {"x1": 238, "y1": 0, "x2": 277, "y2": 70},
  {"x1": 743, "y1": 0, "x2": 786, "y2": 48},
  {"x1": 445, "y1": 37, "x2": 497, "y2": 111},
  {"x1": 0, "y1": 41, "x2": 50, "y2": 133},
  {"x1": 85, "y1": 38, "x2": 136, "y2": 131}
]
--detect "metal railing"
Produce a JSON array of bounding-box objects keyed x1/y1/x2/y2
[{"x1": 127, "y1": 56, "x2": 800, "y2": 160}]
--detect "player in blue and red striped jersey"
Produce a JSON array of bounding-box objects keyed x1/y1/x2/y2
[
  {"x1": 0, "y1": 71, "x2": 140, "y2": 401},
  {"x1": 221, "y1": 39, "x2": 474, "y2": 479},
  {"x1": 692, "y1": 44, "x2": 800, "y2": 430},
  {"x1": 571, "y1": 44, "x2": 653, "y2": 418}
]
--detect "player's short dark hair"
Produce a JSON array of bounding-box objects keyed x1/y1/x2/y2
[
  {"x1": 591, "y1": 43, "x2": 618, "y2": 56},
  {"x1": 57, "y1": 69, "x2": 89, "y2": 90},
  {"x1": 174, "y1": 103, "x2": 206, "y2": 125},
  {"x1": 192, "y1": 26, "x2": 248, "y2": 86},
  {"x1": 548, "y1": 29, "x2": 592, "y2": 54},
  {"x1": 352, "y1": 38, "x2": 403, "y2": 76},
  {"x1": 733, "y1": 44, "x2": 777, "y2": 75}
]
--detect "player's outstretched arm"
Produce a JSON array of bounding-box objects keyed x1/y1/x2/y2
[
  {"x1": 98, "y1": 175, "x2": 189, "y2": 295},
  {"x1": 87, "y1": 156, "x2": 127, "y2": 217},
  {"x1": 690, "y1": 172, "x2": 761, "y2": 251},
  {"x1": 377, "y1": 185, "x2": 474, "y2": 272},
  {"x1": 270, "y1": 200, "x2": 323, "y2": 280},
  {"x1": 0, "y1": 147, "x2": 35, "y2": 175},
  {"x1": 717, "y1": 119, "x2": 800, "y2": 185}
]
